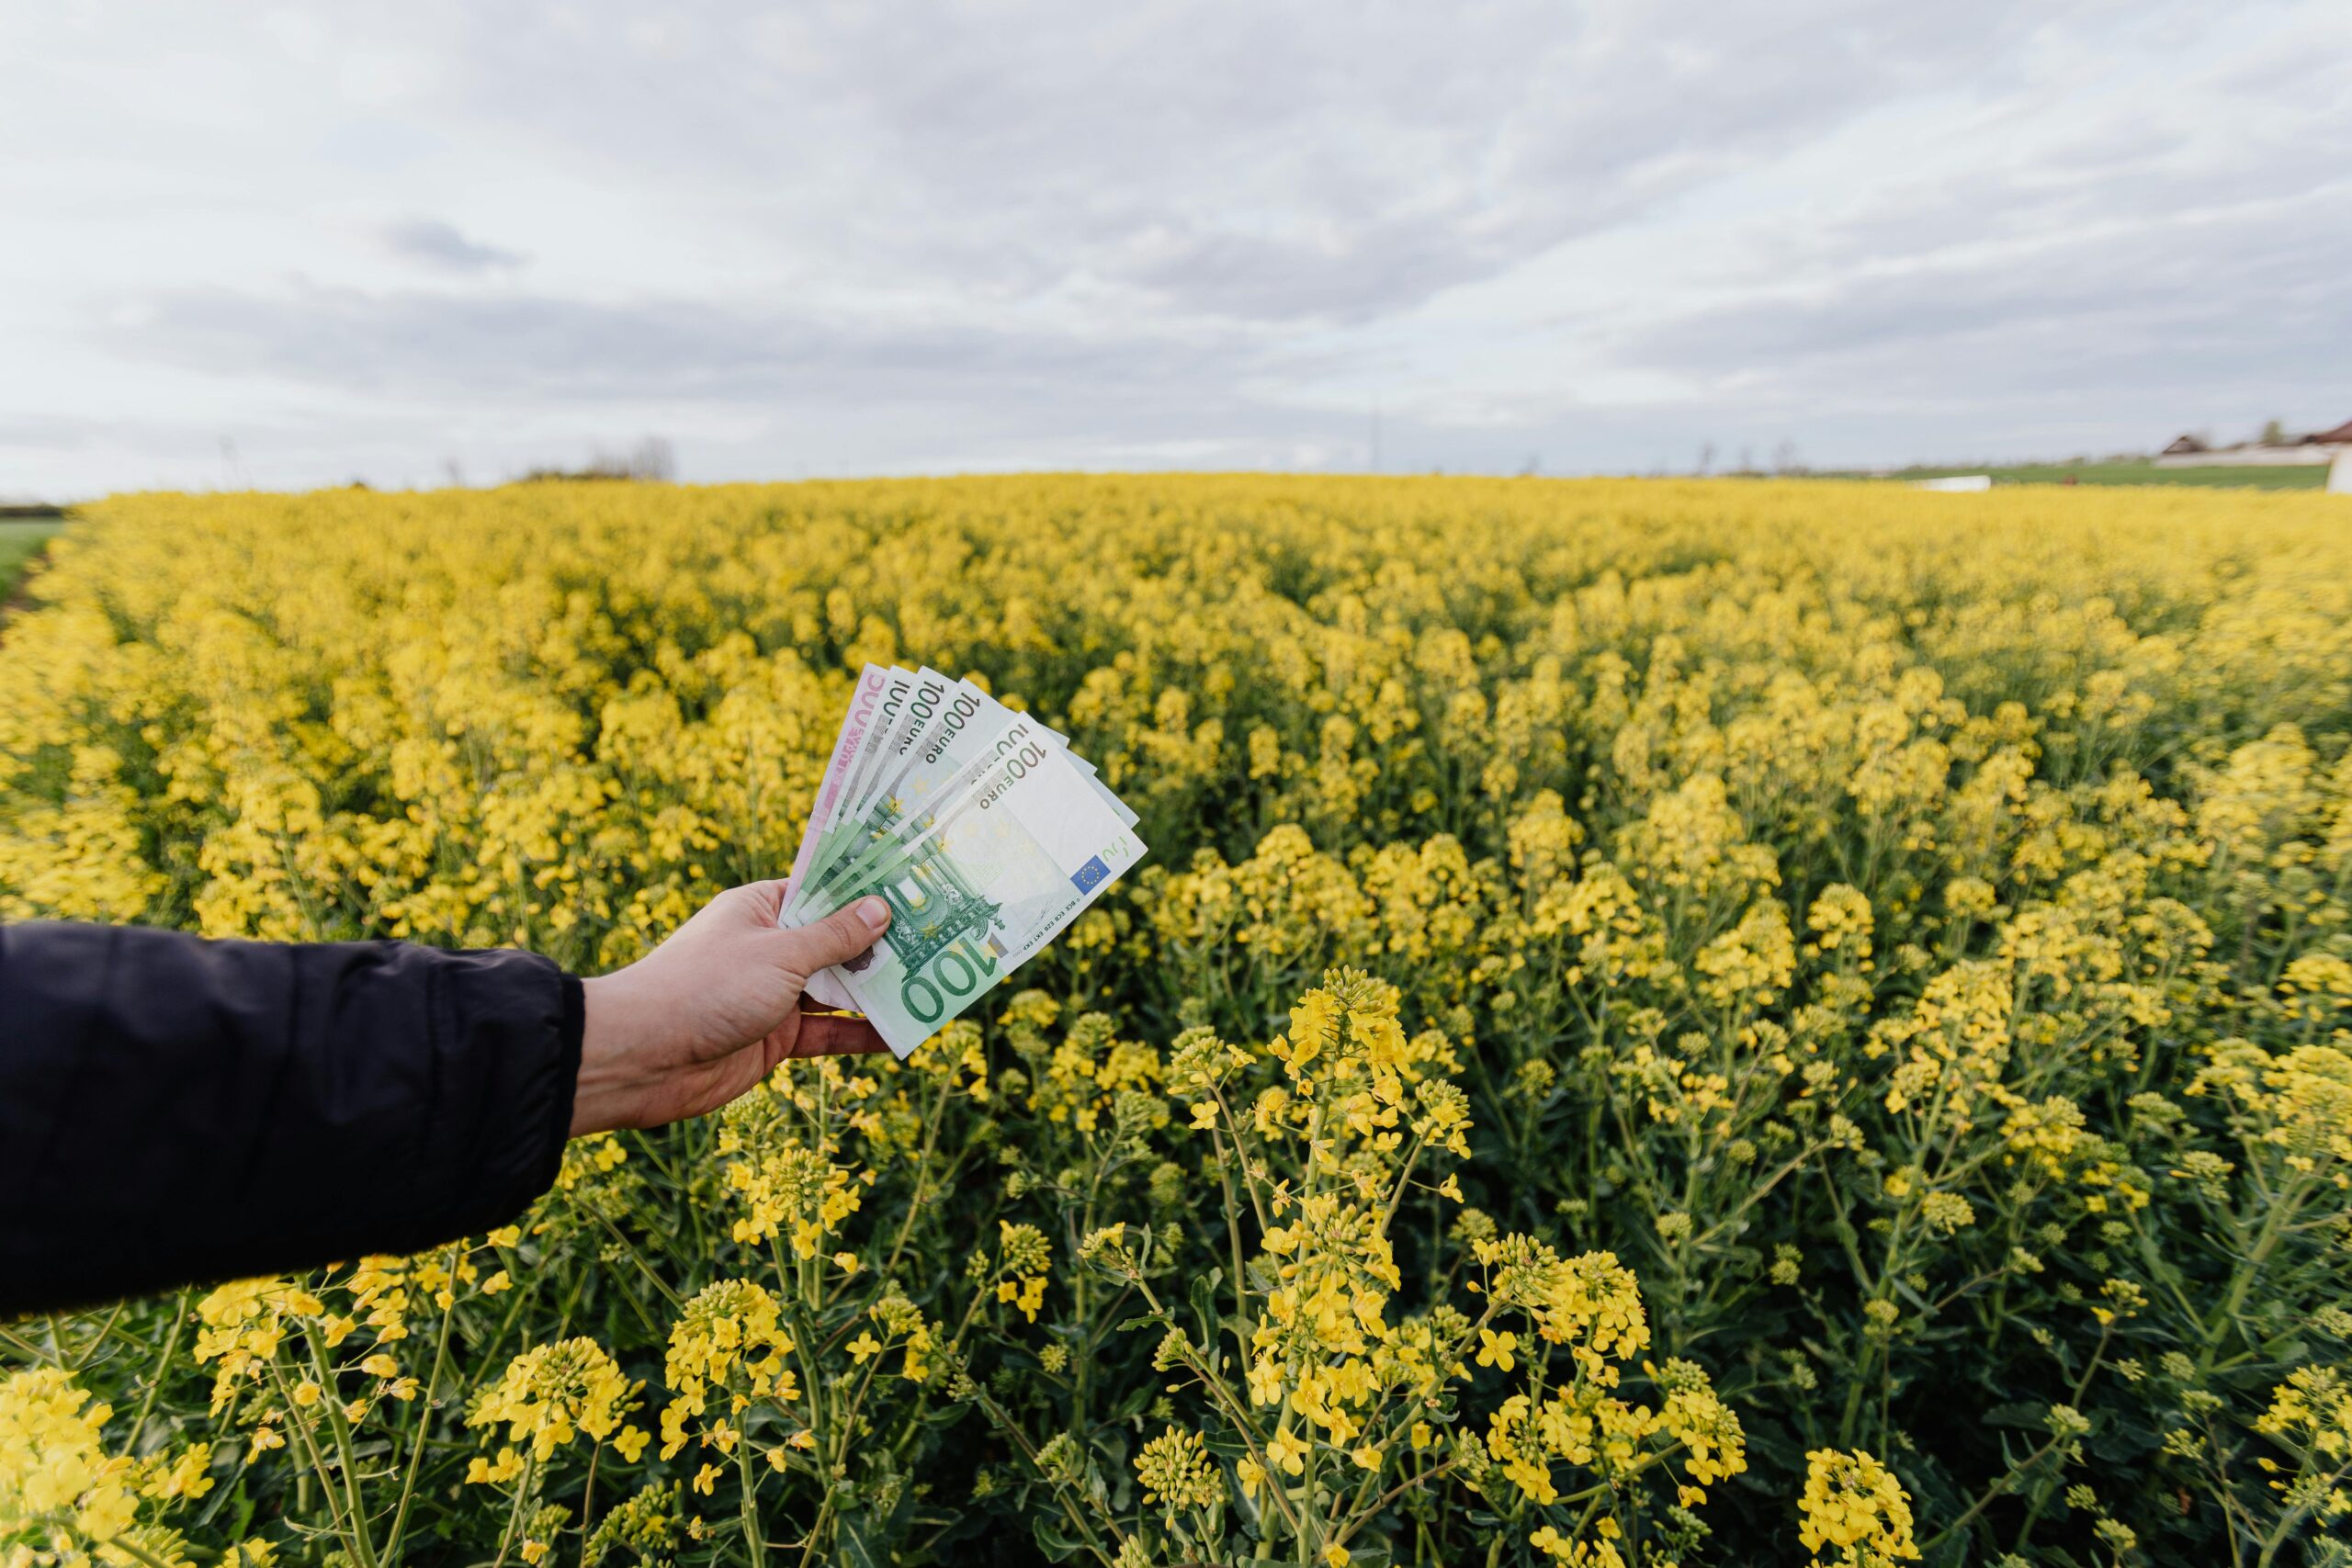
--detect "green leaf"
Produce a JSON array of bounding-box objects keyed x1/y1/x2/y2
[
  {"x1": 1983, "y1": 1402, "x2": 2047, "y2": 1429},
  {"x1": 833, "y1": 1506, "x2": 887, "y2": 1568},
  {"x1": 1190, "y1": 1266, "x2": 1225, "y2": 1338},
  {"x1": 1030, "y1": 1511, "x2": 1091, "y2": 1562}
]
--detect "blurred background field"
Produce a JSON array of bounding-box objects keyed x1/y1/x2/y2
[
  {"x1": 0, "y1": 521, "x2": 60, "y2": 603},
  {"x1": 1847, "y1": 461, "x2": 2332, "y2": 491}
]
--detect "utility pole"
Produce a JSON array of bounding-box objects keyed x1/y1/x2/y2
[{"x1": 1370, "y1": 397, "x2": 1383, "y2": 473}]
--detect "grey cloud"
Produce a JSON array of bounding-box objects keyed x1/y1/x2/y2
[
  {"x1": 379, "y1": 218, "x2": 525, "y2": 272},
  {"x1": 100, "y1": 283, "x2": 1315, "y2": 436},
  {"x1": 1615, "y1": 190, "x2": 2352, "y2": 441},
  {"x1": 46, "y1": 283, "x2": 1374, "y2": 491},
  {"x1": 417, "y1": 0, "x2": 2081, "y2": 324},
  {"x1": 1594, "y1": 15, "x2": 2352, "y2": 439}
]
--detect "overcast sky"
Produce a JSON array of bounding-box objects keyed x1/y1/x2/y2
[{"x1": 5, "y1": 1, "x2": 2346, "y2": 496}]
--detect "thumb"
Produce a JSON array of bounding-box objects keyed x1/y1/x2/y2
[{"x1": 776, "y1": 897, "x2": 892, "y2": 978}]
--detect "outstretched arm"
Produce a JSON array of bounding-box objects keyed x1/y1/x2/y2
[{"x1": 0, "y1": 885, "x2": 890, "y2": 1316}]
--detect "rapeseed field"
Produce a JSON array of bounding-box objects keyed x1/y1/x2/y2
[{"x1": 3, "y1": 474, "x2": 2349, "y2": 1567}]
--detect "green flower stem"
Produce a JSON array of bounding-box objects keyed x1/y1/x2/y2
[
  {"x1": 124, "y1": 1290, "x2": 191, "y2": 1455},
  {"x1": 737, "y1": 1427, "x2": 766, "y2": 1568},
  {"x1": 0, "y1": 1322, "x2": 59, "y2": 1366},
  {"x1": 1919, "y1": 1429, "x2": 2066, "y2": 1556},
  {"x1": 1212, "y1": 1123, "x2": 1254, "y2": 1356},
  {"x1": 488, "y1": 1453, "x2": 539, "y2": 1568},
  {"x1": 383, "y1": 1244, "x2": 465, "y2": 1564},
  {"x1": 1131, "y1": 1274, "x2": 1306, "y2": 1541},
  {"x1": 305, "y1": 1337, "x2": 384, "y2": 1568},
  {"x1": 965, "y1": 1382, "x2": 1124, "y2": 1568},
  {"x1": 881, "y1": 1070, "x2": 956, "y2": 1278},
  {"x1": 265, "y1": 1356, "x2": 366, "y2": 1563},
  {"x1": 578, "y1": 1438, "x2": 602, "y2": 1568}
]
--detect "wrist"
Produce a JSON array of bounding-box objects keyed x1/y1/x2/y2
[{"x1": 571, "y1": 971, "x2": 656, "y2": 1137}]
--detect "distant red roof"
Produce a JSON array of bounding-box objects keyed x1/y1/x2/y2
[
  {"x1": 2305, "y1": 418, "x2": 2352, "y2": 446},
  {"x1": 2162, "y1": 434, "x2": 2207, "y2": 455}
]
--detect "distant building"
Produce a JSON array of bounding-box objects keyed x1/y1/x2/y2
[{"x1": 2155, "y1": 420, "x2": 2351, "y2": 468}]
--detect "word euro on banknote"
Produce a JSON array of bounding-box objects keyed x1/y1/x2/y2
[{"x1": 864, "y1": 669, "x2": 1139, "y2": 835}]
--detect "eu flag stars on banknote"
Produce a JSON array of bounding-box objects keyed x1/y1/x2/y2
[{"x1": 779, "y1": 664, "x2": 1147, "y2": 1057}]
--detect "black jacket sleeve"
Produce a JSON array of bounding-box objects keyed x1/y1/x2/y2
[{"x1": 0, "y1": 922, "x2": 582, "y2": 1317}]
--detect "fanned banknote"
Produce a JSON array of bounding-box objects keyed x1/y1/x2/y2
[{"x1": 782, "y1": 668, "x2": 1145, "y2": 1055}]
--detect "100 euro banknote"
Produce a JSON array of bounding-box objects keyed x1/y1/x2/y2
[
  {"x1": 789, "y1": 667, "x2": 1077, "y2": 1008},
  {"x1": 795, "y1": 668, "x2": 1016, "y2": 910},
  {"x1": 792, "y1": 728, "x2": 1145, "y2": 1057},
  {"x1": 786, "y1": 707, "x2": 1058, "y2": 927},
  {"x1": 790, "y1": 672, "x2": 1134, "y2": 927}
]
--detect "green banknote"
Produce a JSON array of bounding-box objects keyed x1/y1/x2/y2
[
  {"x1": 798, "y1": 731, "x2": 1145, "y2": 1057},
  {"x1": 842, "y1": 666, "x2": 946, "y2": 819},
  {"x1": 784, "y1": 706, "x2": 1059, "y2": 927},
  {"x1": 784, "y1": 665, "x2": 899, "y2": 1013},
  {"x1": 857, "y1": 670, "x2": 1137, "y2": 835},
  {"x1": 796, "y1": 666, "x2": 968, "y2": 901},
  {"x1": 810, "y1": 671, "x2": 1135, "y2": 904}
]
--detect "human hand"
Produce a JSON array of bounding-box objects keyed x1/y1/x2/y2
[{"x1": 570, "y1": 881, "x2": 891, "y2": 1136}]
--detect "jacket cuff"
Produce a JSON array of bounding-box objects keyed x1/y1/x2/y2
[
  {"x1": 553, "y1": 971, "x2": 585, "y2": 1145},
  {"x1": 502, "y1": 964, "x2": 583, "y2": 1223}
]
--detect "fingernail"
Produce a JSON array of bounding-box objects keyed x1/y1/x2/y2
[{"x1": 856, "y1": 897, "x2": 889, "y2": 933}]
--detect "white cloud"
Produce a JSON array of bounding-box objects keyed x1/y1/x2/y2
[{"x1": 0, "y1": 0, "x2": 2344, "y2": 495}]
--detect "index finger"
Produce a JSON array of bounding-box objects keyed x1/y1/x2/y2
[
  {"x1": 741, "y1": 878, "x2": 793, "y2": 924},
  {"x1": 786, "y1": 1013, "x2": 889, "y2": 1058}
]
